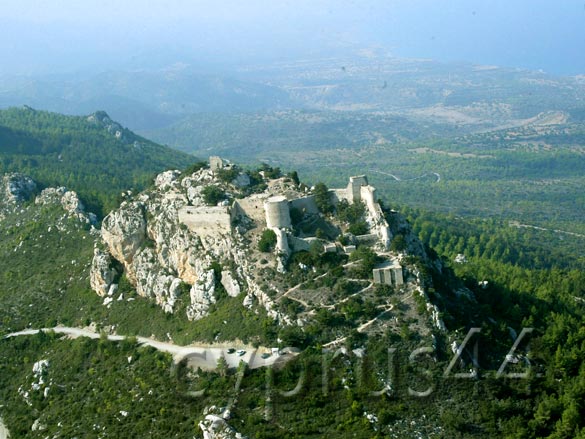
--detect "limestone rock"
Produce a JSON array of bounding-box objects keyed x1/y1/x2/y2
[
  {"x1": 60, "y1": 190, "x2": 85, "y2": 214},
  {"x1": 132, "y1": 247, "x2": 182, "y2": 312},
  {"x1": 91, "y1": 167, "x2": 289, "y2": 323},
  {"x1": 2, "y1": 173, "x2": 36, "y2": 203},
  {"x1": 32, "y1": 418, "x2": 46, "y2": 432},
  {"x1": 242, "y1": 294, "x2": 254, "y2": 308},
  {"x1": 187, "y1": 269, "x2": 216, "y2": 321},
  {"x1": 87, "y1": 111, "x2": 127, "y2": 141},
  {"x1": 101, "y1": 201, "x2": 147, "y2": 271},
  {"x1": 35, "y1": 187, "x2": 66, "y2": 205},
  {"x1": 221, "y1": 270, "x2": 241, "y2": 297},
  {"x1": 199, "y1": 414, "x2": 247, "y2": 439},
  {"x1": 35, "y1": 186, "x2": 96, "y2": 224},
  {"x1": 155, "y1": 170, "x2": 181, "y2": 189},
  {"x1": 90, "y1": 248, "x2": 118, "y2": 297}
]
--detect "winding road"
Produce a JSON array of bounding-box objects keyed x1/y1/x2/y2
[
  {"x1": 509, "y1": 221, "x2": 585, "y2": 238},
  {"x1": 3, "y1": 327, "x2": 294, "y2": 371},
  {"x1": 370, "y1": 169, "x2": 441, "y2": 183}
]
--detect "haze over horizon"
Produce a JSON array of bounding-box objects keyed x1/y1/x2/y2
[{"x1": 1, "y1": 0, "x2": 584, "y2": 77}]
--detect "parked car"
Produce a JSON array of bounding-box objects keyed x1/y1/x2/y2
[
  {"x1": 236, "y1": 349, "x2": 246, "y2": 356},
  {"x1": 227, "y1": 348, "x2": 236, "y2": 354},
  {"x1": 261, "y1": 353, "x2": 271, "y2": 359}
]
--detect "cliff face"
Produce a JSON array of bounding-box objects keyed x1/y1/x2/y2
[{"x1": 90, "y1": 168, "x2": 285, "y2": 322}]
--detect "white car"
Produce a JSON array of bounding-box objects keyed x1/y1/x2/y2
[{"x1": 236, "y1": 349, "x2": 246, "y2": 356}]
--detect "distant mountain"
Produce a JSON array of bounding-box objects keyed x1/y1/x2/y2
[
  {"x1": 2, "y1": 56, "x2": 585, "y2": 133},
  {"x1": 238, "y1": 56, "x2": 585, "y2": 117},
  {"x1": 0, "y1": 68, "x2": 294, "y2": 131},
  {"x1": 0, "y1": 107, "x2": 194, "y2": 216}
]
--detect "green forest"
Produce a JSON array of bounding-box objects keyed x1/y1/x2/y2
[
  {"x1": 0, "y1": 107, "x2": 193, "y2": 217},
  {"x1": 0, "y1": 108, "x2": 584, "y2": 438}
]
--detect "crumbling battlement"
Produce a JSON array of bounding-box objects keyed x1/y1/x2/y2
[
  {"x1": 203, "y1": 157, "x2": 391, "y2": 255},
  {"x1": 209, "y1": 156, "x2": 224, "y2": 172}
]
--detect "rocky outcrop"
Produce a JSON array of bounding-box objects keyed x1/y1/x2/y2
[
  {"x1": 97, "y1": 192, "x2": 218, "y2": 316},
  {"x1": 101, "y1": 201, "x2": 147, "y2": 273},
  {"x1": 131, "y1": 247, "x2": 183, "y2": 312},
  {"x1": 88, "y1": 162, "x2": 442, "y2": 333},
  {"x1": 2, "y1": 173, "x2": 36, "y2": 203},
  {"x1": 221, "y1": 270, "x2": 241, "y2": 297},
  {"x1": 61, "y1": 190, "x2": 84, "y2": 214},
  {"x1": 35, "y1": 187, "x2": 97, "y2": 224},
  {"x1": 91, "y1": 167, "x2": 286, "y2": 322},
  {"x1": 154, "y1": 170, "x2": 181, "y2": 190},
  {"x1": 90, "y1": 248, "x2": 118, "y2": 297},
  {"x1": 1, "y1": 173, "x2": 97, "y2": 227},
  {"x1": 187, "y1": 269, "x2": 216, "y2": 320},
  {"x1": 199, "y1": 414, "x2": 247, "y2": 439},
  {"x1": 87, "y1": 111, "x2": 129, "y2": 142}
]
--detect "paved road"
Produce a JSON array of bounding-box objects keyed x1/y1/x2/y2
[{"x1": 4, "y1": 327, "x2": 294, "y2": 370}]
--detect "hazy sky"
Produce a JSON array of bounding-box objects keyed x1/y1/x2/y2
[{"x1": 1, "y1": 0, "x2": 584, "y2": 75}]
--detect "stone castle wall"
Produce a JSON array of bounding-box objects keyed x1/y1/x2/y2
[
  {"x1": 289, "y1": 195, "x2": 319, "y2": 215},
  {"x1": 178, "y1": 206, "x2": 232, "y2": 238},
  {"x1": 234, "y1": 195, "x2": 269, "y2": 224},
  {"x1": 348, "y1": 175, "x2": 368, "y2": 203}
]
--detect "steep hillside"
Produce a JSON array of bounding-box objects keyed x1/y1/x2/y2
[
  {"x1": 1, "y1": 162, "x2": 584, "y2": 438},
  {"x1": 89, "y1": 161, "x2": 444, "y2": 346},
  {"x1": 0, "y1": 107, "x2": 194, "y2": 216}
]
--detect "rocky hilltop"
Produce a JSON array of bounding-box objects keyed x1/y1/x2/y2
[
  {"x1": 1, "y1": 173, "x2": 97, "y2": 227},
  {"x1": 2, "y1": 173, "x2": 37, "y2": 204},
  {"x1": 90, "y1": 158, "x2": 448, "y2": 341},
  {"x1": 91, "y1": 162, "x2": 289, "y2": 322}
]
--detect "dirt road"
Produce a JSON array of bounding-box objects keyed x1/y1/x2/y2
[{"x1": 4, "y1": 327, "x2": 294, "y2": 370}]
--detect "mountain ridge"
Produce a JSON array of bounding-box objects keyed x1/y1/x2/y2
[{"x1": 0, "y1": 107, "x2": 194, "y2": 216}]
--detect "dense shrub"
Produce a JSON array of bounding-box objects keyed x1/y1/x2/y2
[
  {"x1": 314, "y1": 182, "x2": 333, "y2": 214},
  {"x1": 201, "y1": 185, "x2": 226, "y2": 205},
  {"x1": 258, "y1": 229, "x2": 277, "y2": 252}
]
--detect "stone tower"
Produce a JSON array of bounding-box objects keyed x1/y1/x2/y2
[
  {"x1": 264, "y1": 196, "x2": 292, "y2": 229},
  {"x1": 209, "y1": 156, "x2": 224, "y2": 172},
  {"x1": 347, "y1": 175, "x2": 368, "y2": 204}
]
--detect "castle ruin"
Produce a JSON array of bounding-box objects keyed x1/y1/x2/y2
[
  {"x1": 264, "y1": 195, "x2": 292, "y2": 229},
  {"x1": 373, "y1": 260, "x2": 405, "y2": 286},
  {"x1": 332, "y1": 175, "x2": 391, "y2": 250},
  {"x1": 209, "y1": 156, "x2": 225, "y2": 172},
  {"x1": 178, "y1": 158, "x2": 399, "y2": 275}
]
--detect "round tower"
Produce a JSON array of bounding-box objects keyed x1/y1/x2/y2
[{"x1": 264, "y1": 196, "x2": 291, "y2": 229}]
